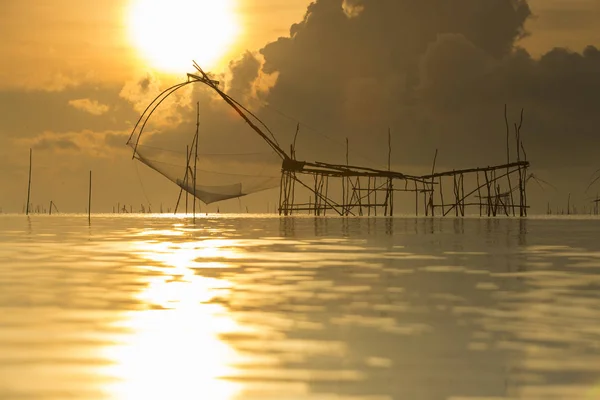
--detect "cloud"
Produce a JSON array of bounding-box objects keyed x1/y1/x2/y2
[
  {"x1": 19, "y1": 129, "x2": 130, "y2": 158},
  {"x1": 68, "y1": 98, "x2": 110, "y2": 116},
  {"x1": 342, "y1": 0, "x2": 364, "y2": 18},
  {"x1": 0, "y1": 85, "x2": 137, "y2": 141},
  {"x1": 228, "y1": 51, "x2": 262, "y2": 101},
  {"x1": 119, "y1": 72, "x2": 194, "y2": 129},
  {"x1": 213, "y1": 0, "x2": 600, "y2": 170}
]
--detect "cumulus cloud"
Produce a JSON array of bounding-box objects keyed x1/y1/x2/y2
[
  {"x1": 228, "y1": 52, "x2": 261, "y2": 100},
  {"x1": 119, "y1": 72, "x2": 193, "y2": 128},
  {"x1": 68, "y1": 98, "x2": 110, "y2": 116},
  {"x1": 211, "y1": 0, "x2": 599, "y2": 172}
]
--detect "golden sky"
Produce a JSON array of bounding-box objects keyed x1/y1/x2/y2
[
  {"x1": 0, "y1": 0, "x2": 310, "y2": 89},
  {"x1": 1, "y1": 0, "x2": 600, "y2": 213},
  {"x1": 1, "y1": 0, "x2": 599, "y2": 90}
]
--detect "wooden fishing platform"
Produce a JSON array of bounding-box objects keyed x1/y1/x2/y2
[
  {"x1": 278, "y1": 108, "x2": 530, "y2": 218},
  {"x1": 130, "y1": 64, "x2": 532, "y2": 219}
]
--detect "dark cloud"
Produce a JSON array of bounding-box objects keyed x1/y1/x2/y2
[
  {"x1": 209, "y1": 0, "x2": 599, "y2": 174},
  {"x1": 227, "y1": 51, "x2": 262, "y2": 101},
  {"x1": 139, "y1": 76, "x2": 151, "y2": 92}
]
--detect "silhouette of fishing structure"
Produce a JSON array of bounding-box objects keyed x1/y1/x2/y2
[{"x1": 128, "y1": 63, "x2": 530, "y2": 217}]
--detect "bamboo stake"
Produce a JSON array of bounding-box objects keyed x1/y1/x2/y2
[
  {"x1": 476, "y1": 172, "x2": 482, "y2": 217},
  {"x1": 88, "y1": 170, "x2": 92, "y2": 223},
  {"x1": 186, "y1": 144, "x2": 189, "y2": 215},
  {"x1": 385, "y1": 129, "x2": 392, "y2": 216},
  {"x1": 374, "y1": 177, "x2": 378, "y2": 217},
  {"x1": 193, "y1": 102, "x2": 199, "y2": 223},
  {"x1": 414, "y1": 180, "x2": 418, "y2": 216},
  {"x1": 26, "y1": 148, "x2": 32, "y2": 215},
  {"x1": 453, "y1": 174, "x2": 459, "y2": 217},
  {"x1": 430, "y1": 149, "x2": 438, "y2": 216},
  {"x1": 460, "y1": 174, "x2": 465, "y2": 216},
  {"x1": 346, "y1": 138, "x2": 350, "y2": 216},
  {"x1": 484, "y1": 171, "x2": 491, "y2": 216},
  {"x1": 439, "y1": 176, "x2": 445, "y2": 215},
  {"x1": 515, "y1": 109, "x2": 524, "y2": 216},
  {"x1": 505, "y1": 105, "x2": 516, "y2": 216}
]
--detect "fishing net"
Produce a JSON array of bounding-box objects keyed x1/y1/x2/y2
[
  {"x1": 131, "y1": 142, "x2": 281, "y2": 204},
  {"x1": 127, "y1": 71, "x2": 284, "y2": 206}
]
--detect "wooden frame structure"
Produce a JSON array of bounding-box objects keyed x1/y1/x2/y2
[
  {"x1": 129, "y1": 64, "x2": 531, "y2": 218},
  {"x1": 278, "y1": 108, "x2": 530, "y2": 217}
]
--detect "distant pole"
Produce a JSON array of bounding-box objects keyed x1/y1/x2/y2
[
  {"x1": 185, "y1": 144, "x2": 189, "y2": 215},
  {"x1": 26, "y1": 148, "x2": 32, "y2": 215},
  {"x1": 193, "y1": 102, "x2": 199, "y2": 223},
  {"x1": 49, "y1": 201, "x2": 52, "y2": 216},
  {"x1": 88, "y1": 171, "x2": 92, "y2": 223}
]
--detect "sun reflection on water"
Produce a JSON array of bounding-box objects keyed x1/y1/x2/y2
[{"x1": 101, "y1": 234, "x2": 243, "y2": 400}]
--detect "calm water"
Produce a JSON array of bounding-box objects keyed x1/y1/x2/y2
[{"x1": 1, "y1": 215, "x2": 600, "y2": 400}]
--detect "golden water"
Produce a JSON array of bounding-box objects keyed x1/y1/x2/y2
[{"x1": 0, "y1": 215, "x2": 599, "y2": 399}]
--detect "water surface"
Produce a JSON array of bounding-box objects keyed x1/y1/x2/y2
[{"x1": 1, "y1": 215, "x2": 599, "y2": 400}]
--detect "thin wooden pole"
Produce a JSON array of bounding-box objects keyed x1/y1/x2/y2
[
  {"x1": 476, "y1": 172, "x2": 482, "y2": 216},
  {"x1": 346, "y1": 138, "x2": 350, "y2": 216},
  {"x1": 414, "y1": 181, "x2": 418, "y2": 216},
  {"x1": 430, "y1": 149, "x2": 438, "y2": 217},
  {"x1": 484, "y1": 171, "x2": 491, "y2": 216},
  {"x1": 505, "y1": 105, "x2": 516, "y2": 216},
  {"x1": 385, "y1": 129, "x2": 392, "y2": 216},
  {"x1": 453, "y1": 174, "x2": 459, "y2": 217},
  {"x1": 88, "y1": 170, "x2": 92, "y2": 223},
  {"x1": 193, "y1": 102, "x2": 199, "y2": 223},
  {"x1": 439, "y1": 176, "x2": 445, "y2": 215},
  {"x1": 460, "y1": 174, "x2": 465, "y2": 216},
  {"x1": 26, "y1": 148, "x2": 32, "y2": 215},
  {"x1": 186, "y1": 144, "x2": 189, "y2": 215}
]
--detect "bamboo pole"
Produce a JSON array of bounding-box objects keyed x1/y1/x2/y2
[
  {"x1": 193, "y1": 102, "x2": 199, "y2": 223},
  {"x1": 453, "y1": 174, "x2": 458, "y2": 217},
  {"x1": 88, "y1": 170, "x2": 92, "y2": 223},
  {"x1": 460, "y1": 174, "x2": 465, "y2": 216},
  {"x1": 474, "y1": 172, "x2": 480, "y2": 216},
  {"x1": 186, "y1": 144, "x2": 189, "y2": 215},
  {"x1": 430, "y1": 149, "x2": 438, "y2": 217},
  {"x1": 365, "y1": 178, "x2": 369, "y2": 217},
  {"x1": 26, "y1": 149, "x2": 32, "y2": 215},
  {"x1": 346, "y1": 138, "x2": 350, "y2": 216},
  {"x1": 374, "y1": 177, "x2": 378, "y2": 217},
  {"x1": 504, "y1": 105, "x2": 516, "y2": 216},
  {"x1": 439, "y1": 176, "x2": 445, "y2": 215},
  {"x1": 414, "y1": 180, "x2": 418, "y2": 216},
  {"x1": 385, "y1": 129, "x2": 392, "y2": 216},
  {"x1": 514, "y1": 110, "x2": 524, "y2": 216}
]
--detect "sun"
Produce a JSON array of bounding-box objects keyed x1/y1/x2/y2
[{"x1": 127, "y1": 0, "x2": 240, "y2": 73}]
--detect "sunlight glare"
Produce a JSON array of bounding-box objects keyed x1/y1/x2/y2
[
  {"x1": 127, "y1": 0, "x2": 240, "y2": 73},
  {"x1": 101, "y1": 236, "x2": 246, "y2": 400}
]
